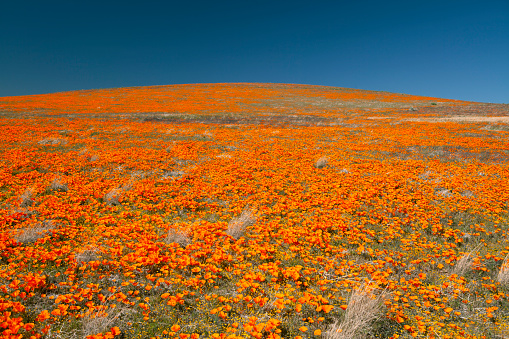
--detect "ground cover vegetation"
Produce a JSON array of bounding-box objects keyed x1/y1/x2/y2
[{"x1": 0, "y1": 83, "x2": 508, "y2": 339}]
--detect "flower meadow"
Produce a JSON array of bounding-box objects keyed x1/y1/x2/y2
[{"x1": 0, "y1": 83, "x2": 508, "y2": 339}]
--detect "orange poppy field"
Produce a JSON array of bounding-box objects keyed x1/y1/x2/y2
[{"x1": 0, "y1": 83, "x2": 508, "y2": 339}]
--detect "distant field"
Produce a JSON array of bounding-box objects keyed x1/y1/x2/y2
[{"x1": 0, "y1": 83, "x2": 508, "y2": 339}]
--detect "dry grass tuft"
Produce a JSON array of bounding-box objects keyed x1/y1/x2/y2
[
  {"x1": 226, "y1": 205, "x2": 256, "y2": 240},
  {"x1": 19, "y1": 187, "x2": 35, "y2": 208},
  {"x1": 451, "y1": 247, "x2": 479, "y2": 276},
  {"x1": 165, "y1": 141, "x2": 176, "y2": 153},
  {"x1": 13, "y1": 220, "x2": 56, "y2": 244},
  {"x1": 38, "y1": 137, "x2": 67, "y2": 146},
  {"x1": 452, "y1": 255, "x2": 474, "y2": 276},
  {"x1": 324, "y1": 283, "x2": 387, "y2": 339},
  {"x1": 497, "y1": 255, "x2": 509, "y2": 285},
  {"x1": 121, "y1": 172, "x2": 142, "y2": 191},
  {"x1": 314, "y1": 156, "x2": 329, "y2": 169},
  {"x1": 165, "y1": 227, "x2": 192, "y2": 247},
  {"x1": 81, "y1": 307, "x2": 123, "y2": 337},
  {"x1": 48, "y1": 176, "x2": 69, "y2": 192},
  {"x1": 104, "y1": 188, "x2": 122, "y2": 206},
  {"x1": 75, "y1": 247, "x2": 101, "y2": 266}
]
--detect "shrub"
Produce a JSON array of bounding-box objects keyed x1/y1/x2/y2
[
  {"x1": 451, "y1": 247, "x2": 479, "y2": 276},
  {"x1": 38, "y1": 137, "x2": 67, "y2": 146}
]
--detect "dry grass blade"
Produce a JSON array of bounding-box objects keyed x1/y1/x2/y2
[
  {"x1": 324, "y1": 284, "x2": 387, "y2": 339},
  {"x1": 497, "y1": 255, "x2": 509, "y2": 285},
  {"x1": 226, "y1": 205, "x2": 256, "y2": 240}
]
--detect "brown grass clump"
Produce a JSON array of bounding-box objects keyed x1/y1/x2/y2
[
  {"x1": 165, "y1": 227, "x2": 191, "y2": 247},
  {"x1": 103, "y1": 188, "x2": 122, "y2": 206},
  {"x1": 48, "y1": 176, "x2": 69, "y2": 192},
  {"x1": 314, "y1": 156, "x2": 329, "y2": 169},
  {"x1": 497, "y1": 255, "x2": 509, "y2": 285},
  {"x1": 19, "y1": 187, "x2": 35, "y2": 208},
  {"x1": 75, "y1": 247, "x2": 101, "y2": 266},
  {"x1": 323, "y1": 284, "x2": 387, "y2": 339},
  {"x1": 451, "y1": 247, "x2": 479, "y2": 276},
  {"x1": 103, "y1": 173, "x2": 142, "y2": 206},
  {"x1": 452, "y1": 254, "x2": 474, "y2": 276},
  {"x1": 13, "y1": 220, "x2": 56, "y2": 244},
  {"x1": 38, "y1": 137, "x2": 67, "y2": 146},
  {"x1": 81, "y1": 307, "x2": 123, "y2": 337},
  {"x1": 226, "y1": 205, "x2": 256, "y2": 240}
]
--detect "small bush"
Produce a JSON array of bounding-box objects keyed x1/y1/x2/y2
[
  {"x1": 75, "y1": 247, "x2": 101, "y2": 266},
  {"x1": 38, "y1": 137, "x2": 67, "y2": 146}
]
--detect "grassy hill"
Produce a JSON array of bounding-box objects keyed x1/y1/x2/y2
[{"x1": 0, "y1": 83, "x2": 508, "y2": 338}]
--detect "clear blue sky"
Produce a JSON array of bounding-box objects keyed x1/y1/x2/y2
[{"x1": 1, "y1": 0, "x2": 508, "y2": 103}]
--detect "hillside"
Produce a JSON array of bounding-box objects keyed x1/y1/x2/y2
[{"x1": 0, "y1": 83, "x2": 509, "y2": 339}]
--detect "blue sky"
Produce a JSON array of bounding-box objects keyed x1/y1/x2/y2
[{"x1": 1, "y1": 0, "x2": 508, "y2": 103}]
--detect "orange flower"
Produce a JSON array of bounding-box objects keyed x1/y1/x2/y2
[{"x1": 37, "y1": 310, "x2": 50, "y2": 321}]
